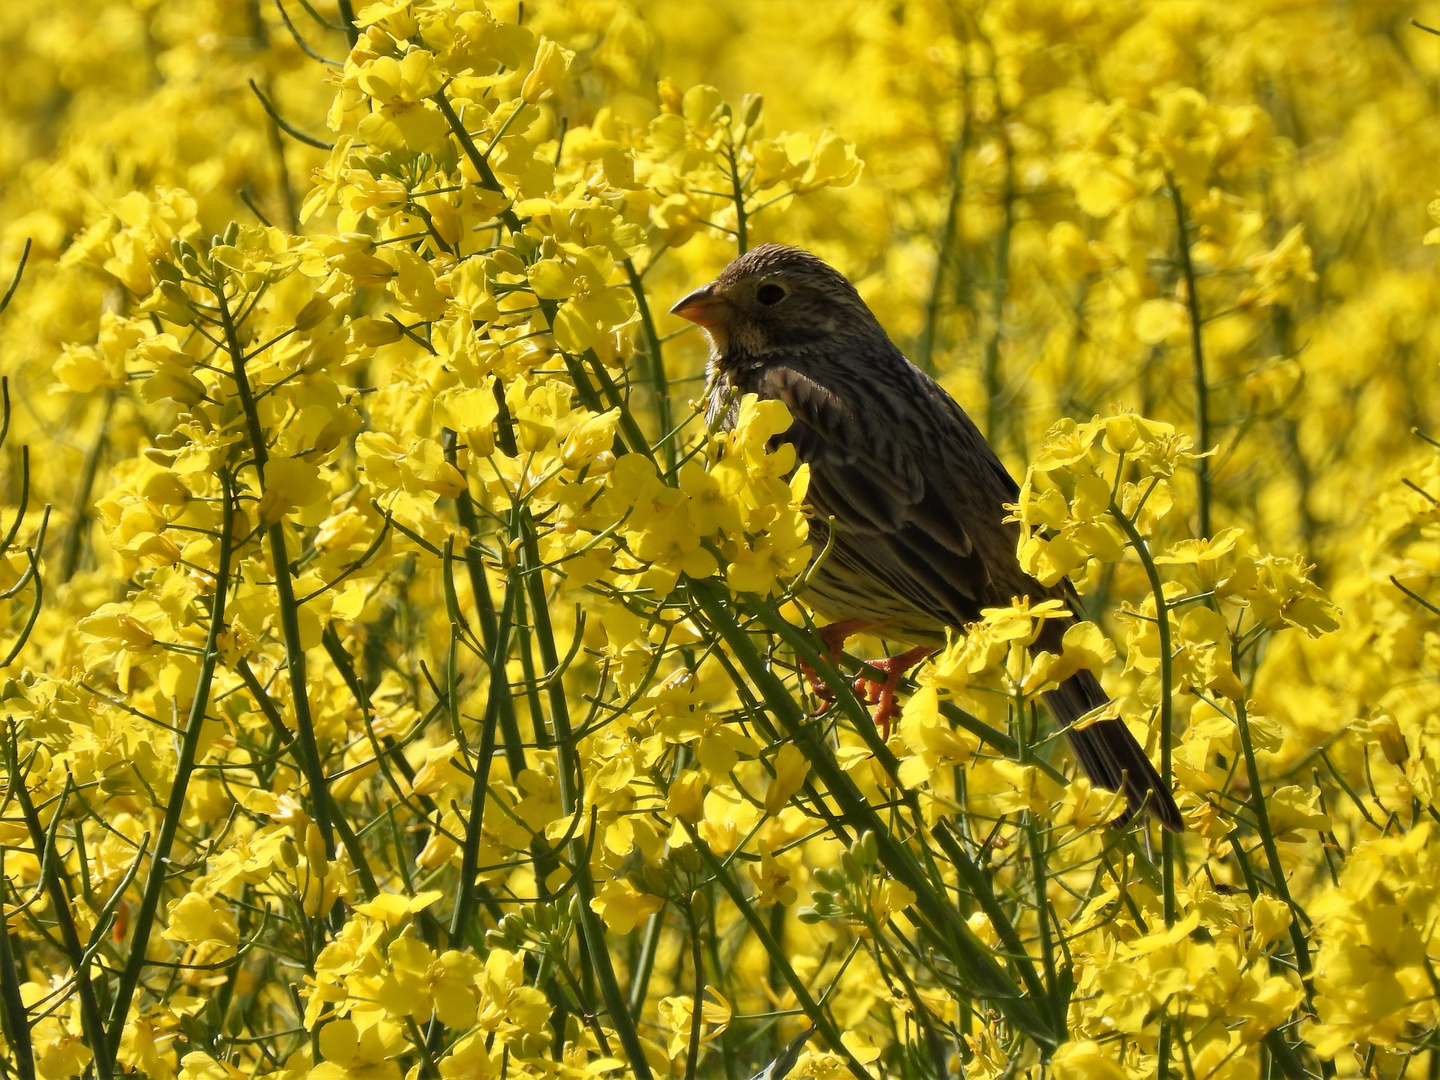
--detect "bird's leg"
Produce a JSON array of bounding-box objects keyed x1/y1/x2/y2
[
  {"x1": 855, "y1": 646, "x2": 935, "y2": 740},
  {"x1": 799, "y1": 618, "x2": 877, "y2": 706}
]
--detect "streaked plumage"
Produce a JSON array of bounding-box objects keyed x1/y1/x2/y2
[{"x1": 673, "y1": 243, "x2": 1183, "y2": 832}]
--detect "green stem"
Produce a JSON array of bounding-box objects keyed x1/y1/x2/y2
[
  {"x1": 1263, "y1": 1032, "x2": 1310, "y2": 1080},
  {"x1": 1028, "y1": 819, "x2": 1061, "y2": 1030},
  {"x1": 628, "y1": 909, "x2": 664, "y2": 1021},
  {"x1": 625, "y1": 258, "x2": 675, "y2": 471},
  {"x1": 918, "y1": 67, "x2": 971, "y2": 376},
  {"x1": 1108, "y1": 498, "x2": 1176, "y2": 926},
  {"x1": 10, "y1": 774, "x2": 111, "y2": 1079},
  {"x1": 0, "y1": 850, "x2": 35, "y2": 1080},
  {"x1": 727, "y1": 138, "x2": 748, "y2": 255},
  {"x1": 106, "y1": 467, "x2": 234, "y2": 1053},
  {"x1": 334, "y1": 0, "x2": 357, "y2": 46},
  {"x1": 1167, "y1": 175, "x2": 1211, "y2": 539},
  {"x1": 1234, "y1": 695, "x2": 1314, "y2": 988},
  {"x1": 684, "y1": 828, "x2": 866, "y2": 1080},
  {"x1": 684, "y1": 899, "x2": 706, "y2": 1080},
  {"x1": 930, "y1": 823, "x2": 1049, "y2": 1007},
  {"x1": 542, "y1": 589, "x2": 653, "y2": 1080},
  {"x1": 433, "y1": 88, "x2": 523, "y2": 234},
  {"x1": 216, "y1": 277, "x2": 334, "y2": 859},
  {"x1": 239, "y1": 646, "x2": 381, "y2": 900},
  {"x1": 449, "y1": 570, "x2": 512, "y2": 944},
  {"x1": 534, "y1": 298, "x2": 652, "y2": 457},
  {"x1": 1018, "y1": 700, "x2": 1061, "y2": 1032},
  {"x1": 441, "y1": 431, "x2": 527, "y2": 776},
  {"x1": 868, "y1": 917, "x2": 950, "y2": 1077},
  {"x1": 58, "y1": 389, "x2": 115, "y2": 583},
  {"x1": 983, "y1": 124, "x2": 1014, "y2": 448}
]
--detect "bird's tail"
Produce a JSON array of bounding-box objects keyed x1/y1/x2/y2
[{"x1": 1042, "y1": 667, "x2": 1184, "y2": 833}]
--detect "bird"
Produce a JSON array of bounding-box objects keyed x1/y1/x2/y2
[{"x1": 670, "y1": 242, "x2": 1184, "y2": 832}]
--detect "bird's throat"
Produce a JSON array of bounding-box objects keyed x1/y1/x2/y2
[{"x1": 700, "y1": 324, "x2": 730, "y2": 359}]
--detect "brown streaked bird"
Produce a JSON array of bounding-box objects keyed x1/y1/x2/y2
[{"x1": 671, "y1": 243, "x2": 1184, "y2": 832}]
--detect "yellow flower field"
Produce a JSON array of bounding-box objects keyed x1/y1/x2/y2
[{"x1": 1, "y1": 1, "x2": 1438, "y2": 1077}]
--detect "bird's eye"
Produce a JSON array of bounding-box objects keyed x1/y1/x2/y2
[{"x1": 756, "y1": 283, "x2": 787, "y2": 305}]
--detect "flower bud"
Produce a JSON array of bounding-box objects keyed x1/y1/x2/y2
[
  {"x1": 667, "y1": 770, "x2": 705, "y2": 824},
  {"x1": 521, "y1": 38, "x2": 573, "y2": 104},
  {"x1": 560, "y1": 408, "x2": 619, "y2": 470}
]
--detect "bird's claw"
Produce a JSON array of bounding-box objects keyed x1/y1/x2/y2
[
  {"x1": 799, "y1": 658, "x2": 836, "y2": 707},
  {"x1": 853, "y1": 671, "x2": 900, "y2": 740},
  {"x1": 800, "y1": 619, "x2": 876, "y2": 715},
  {"x1": 801, "y1": 634, "x2": 933, "y2": 741},
  {"x1": 856, "y1": 646, "x2": 935, "y2": 741}
]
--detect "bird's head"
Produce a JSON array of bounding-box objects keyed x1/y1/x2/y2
[{"x1": 669, "y1": 244, "x2": 880, "y2": 367}]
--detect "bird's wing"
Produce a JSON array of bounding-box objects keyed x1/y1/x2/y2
[{"x1": 756, "y1": 360, "x2": 1032, "y2": 628}]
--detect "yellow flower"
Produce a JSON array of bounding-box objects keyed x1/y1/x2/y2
[
  {"x1": 257, "y1": 457, "x2": 328, "y2": 525},
  {"x1": 161, "y1": 893, "x2": 239, "y2": 960},
  {"x1": 520, "y1": 37, "x2": 574, "y2": 104},
  {"x1": 312, "y1": 1017, "x2": 406, "y2": 1080},
  {"x1": 590, "y1": 879, "x2": 664, "y2": 934},
  {"x1": 1049, "y1": 1040, "x2": 1129, "y2": 1080}
]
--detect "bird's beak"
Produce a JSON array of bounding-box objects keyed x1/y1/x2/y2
[{"x1": 670, "y1": 282, "x2": 733, "y2": 328}]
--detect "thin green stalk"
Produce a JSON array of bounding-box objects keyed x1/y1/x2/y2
[
  {"x1": 262, "y1": 529, "x2": 332, "y2": 852},
  {"x1": 726, "y1": 138, "x2": 748, "y2": 255},
  {"x1": 535, "y1": 297, "x2": 651, "y2": 453},
  {"x1": 625, "y1": 257, "x2": 675, "y2": 471},
  {"x1": 0, "y1": 853, "x2": 35, "y2": 1080},
  {"x1": 215, "y1": 277, "x2": 334, "y2": 859},
  {"x1": 334, "y1": 0, "x2": 357, "y2": 45},
  {"x1": 433, "y1": 88, "x2": 523, "y2": 234},
  {"x1": 867, "y1": 917, "x2": 950, "y2": 1078},
  {"x1": 320, "y1": 626, "x2": 425, "y2": 813},
  {"x1": 917, "y1": 68, "x2": 971, "y2": 375},
  {"x1": 1017, "y1": 700, "x2": 1062, "y2": 1031},
  {"x1": 628, "y1": 909, "x2": 665, "y2": 1021},
  {"x1": 684, "y1": 899, "x2": 706, "y2": 1080},
  {"x1": 765, "y1": 902, "x2": 786, "y2": 1059},
  {"x1": 507, "y1": 578, "x2": 549, "y2": 747},
  {"x1": 1234, "y1": 695, "x2": 1314, "y2": 988},
  {"x1": 1109, "y1": 498, "x2": 1176, "y2": 926},
  {"x1": 983, "y1": 125, "x2": 1014, "y2": 448},
  {"x1": 1262, "y1": 1031, "x2": 1310, "y2": 1080},
  {"x1": 541, "y1": 580, "x2": 653, "y2": 1080},
  {"x1": 9, "y1": 773, "x2": 111, "y2": 1079},
  {"x1": 258, "y1": 74, "x2": 298, "y2": 232},
  {"x1": 1225, "y1": 832, "x2": 1313, "y2": 1080},
  {"x1": 58, "y1": 389, "x2": 115, "y2": 583},
  {"x1": 684, "y1": 828, "x2": 867, "y2": 1080},
  {"x1": 441, "y1": 431, "x2": 527, "y2": 778},
  {"x1": 736, "y1": 596, "x2": 903, "y2": 781},
  {"x1": 106, "y1": 467, "x2": 234, "y2": 1054},
  {"x1": 1167, "y1": 175, "x2": 1211, "y2": 539},
  {"x1": 1027, "y1": 819, "x2": 1061, "y2": 1030},
  {"x1": 0, "y1": 239, "x2": 31, "y2": 317},
  {"x1": 241, "y1": 637, "x2": 377, "y2": 899},
  {"x1": 449, "y1": 568, "x2": 512, "y2": 944},
  {"x1": 700, "y1": 886, "x2": 739, "y2": 1080},
  {"x1": 930, "y1": 823, "x2": 1048, "y2": 1007}
]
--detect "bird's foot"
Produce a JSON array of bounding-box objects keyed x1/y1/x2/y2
[
  {"x1": 854, "y1": 646, "x2": 935, "y2": 740},
  {"x1": 819, "y1": 618, "x2": 876, "y2": 659},
  {"x1": 798, "y1": 657, "x2": 835, "y2": 707},
  {"x1": 800, "y1": 619, "x2": 878, "y2": 710}
]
